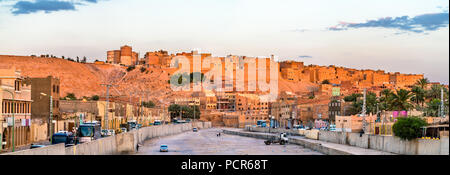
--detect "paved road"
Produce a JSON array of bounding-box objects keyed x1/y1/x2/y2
[{"x1": 134, "y1": 128, "x2": 323, "y2": 155}]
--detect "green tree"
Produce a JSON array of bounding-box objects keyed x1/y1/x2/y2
[
  {"x1": 411, "y1": 86, "x2": 425, "y2": 108},
  {"x1": 416, "y1": 78, "x2": 429, "y2": 89},
  {"x1": 346, "y1": 92, "x2": 378, "y2": 115},
  {"x1": 126, "y1": 66, "x2": 136, "y2": 72},
  {"x1": 393, "y1": 117, "x2": 427, "y2": 140},
  {"x1": 390, "y1": 89, "x2": 413, "y2": 111},
  {"x1": 142, "y1": 101, "x2": 155, "y2": 108},
  {"x1": 91, "y1": 95, "x2": 100, "y2": 101},
  {"x1": 426, "y1": 84, "x2": 442, "y2": 100},
  {"x1": 425, "y1": 99, "x2": 442, "y2": 117},
  {"x1": 344, "y1": 93, "x2": 362, "y2": 102},
  {"x1": 379, "y1": 89, "x2": 393, "y2": 111},
  {"x1": 321, "y1": 79, "x2": 330, "y2": 84},
  {"x1": 140, "y1": 67, "x2": 147, "y2": 73},
  {"x1": 168, "y1": 104, "x2": 181, "y2": 119},
  {"x1": 65, "y1": 93, "x2": 77, "y2": 100}
]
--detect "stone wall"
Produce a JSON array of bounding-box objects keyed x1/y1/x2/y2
[{"x1": 1, "y1": 122, "x2": 211, "y2": 155}]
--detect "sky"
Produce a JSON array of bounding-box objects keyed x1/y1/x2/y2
[{"x1": 0, "y1": 0, "x2": 449, "y2": 84}]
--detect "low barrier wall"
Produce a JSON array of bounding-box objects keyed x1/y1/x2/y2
[
  {"x1": 223, "y1": 129, "x2": 351, "y2": 155},
  {"x1": 2, "y1": 122, "x2": 212, "y2": 155},
  {"x1": 245, "y1": 127, "x2": 448, "y2": 155},
  {"x1": 317, "y1": 131, "x2": 448, "y2": 155},
  {"x1": 2, "y1": 143, "x2": 66, "y2": 155}
]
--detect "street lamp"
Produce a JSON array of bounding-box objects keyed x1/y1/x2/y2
[
  {"x1": 40, "y1": 92, "x2": 53, "y2": 143},
  {"x1": 2, "y1": 88, "x2": 15, "y2": 152}
]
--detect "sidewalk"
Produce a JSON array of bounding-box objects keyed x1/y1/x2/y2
[{"x1": 222, "y1": 128, "x2": 395, "y2": 155}]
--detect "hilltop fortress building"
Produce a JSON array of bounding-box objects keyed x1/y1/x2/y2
[
  {"x1": 107, "y1": 45, "x2": 139, "y2": 66},
  {"x1": 106, "y1": 46, "x2": 424, "y2": 91}
]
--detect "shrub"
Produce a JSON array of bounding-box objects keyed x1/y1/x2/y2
[
  {"x1": 127, "y1": 66, "x2": 136, "y2": 72},
  {"x1": 65, "y1": 93, "x2": 77, "y2": 100},
  {"x1": 91, "y1": 95, "x2": 100, "y2": 101},
  {"x1": 140, "y1": 67, "x2": 147, "y2": 73},
  {"x1": 392, "y1": 117, "x2": 427, "y2": 140}
]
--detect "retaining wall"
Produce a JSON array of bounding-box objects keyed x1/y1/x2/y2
[
  {"x1": 245, "y1": 127, "x2": 448, "y2": 155},
  {"x1": 2, "y1": 144, "x2": 65, "y2": 155},
  {"x1": 223, "y1": 129, "x2": 351, "y2": 155},
  {"x1": 2, "y1": 122, "x2": 211, "y2": 155},
  {"x1": 317, "y1": 131, "x2": 448, "y2": 155}
]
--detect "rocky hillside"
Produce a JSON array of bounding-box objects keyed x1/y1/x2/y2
[{"x1": 1, "y1": 55, "x2": 318, "y2": 103}]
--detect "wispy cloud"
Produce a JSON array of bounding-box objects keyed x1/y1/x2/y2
[
  {"x1": 299, "y1": 55, "x2": 313, "y2": 59},
  {"x1": 328, "y1": 12, "x2": 449, "y2": 33},
  {"x1": 5, "y1": 0, "x2": 98, "y2": 15},
  {"x1": 290, "y1": 28, "x2": 309, "y2": 33}
]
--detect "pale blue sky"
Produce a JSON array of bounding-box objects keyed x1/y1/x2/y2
[{"x1": 0, "y1": 0, "x2": 448, "y2": 84}]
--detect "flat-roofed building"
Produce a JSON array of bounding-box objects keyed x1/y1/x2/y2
[{"x1": 0, "y1": 67, "x2": 33, "y2": 150}]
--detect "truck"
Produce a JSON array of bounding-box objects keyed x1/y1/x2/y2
[
  {"x1": 77, "y1": 122, "x2": 102, "y2": 144},
  {"x1": 52, "y1": 132, "x2": 76, "y2": 147},
  {"x1": 264, "y1": 133, "x2": 289, "y2": 145}
]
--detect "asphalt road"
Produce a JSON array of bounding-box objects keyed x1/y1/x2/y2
[{"x1": 134, "y1": 128, "x2": 323, "y2": 155}]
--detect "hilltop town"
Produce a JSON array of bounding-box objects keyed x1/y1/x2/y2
[{"x1": 0, "y1": 45, "x2": 448, "y2": 152}]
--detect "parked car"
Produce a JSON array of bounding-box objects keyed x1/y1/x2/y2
[
  {"x1": 160, "y1": 144, "x2": 169, "y2": 152},
  {"x1": 30, "y1": 144, "x2": 46, "y2": 149},
  {"x1": 193, "y1": 128, "x2": 198, "y2": 132},
  {"x1": 101, "y1": 129, "x2": 116, "y2": 137},
  {"x1": 329, "y1": 125, "x2": 336, "y2": 132}
]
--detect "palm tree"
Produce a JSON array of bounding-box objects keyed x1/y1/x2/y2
[
  {"x1": 416, "y1": 78, "x2": 429, "y2": 89},
  {"x1": 411, "y1": 86, "x2": 425, "y2": 108},
  {"x1": 426, "y1": 84, "x2": 442, "y2": 100},
  {"x1": 390, "y1": 89, "x2": 413, "y2": 111},
  {"x1": 380, "y1": 89, "x2": 392, "y2": 110}
]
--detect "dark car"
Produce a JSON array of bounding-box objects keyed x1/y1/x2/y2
[
  {"x1": 193, "y1": 128, "x2": 198, "y2": 132},
  {"x1": 52, "y1": 132, "x2": 76, "y2": 147}
]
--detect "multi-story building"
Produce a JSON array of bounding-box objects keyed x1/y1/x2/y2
[
  {"x1": 106, "y1": 45, "x2": 138, "y2": 67},
  {"x1": 216, "y1": 92, "x2": 236, "y2": 112},
  {"x1": 335, "y1": 115, "x2": 377, "y2": 133},
  {"x1": 236, "y1": 93, "x2": 269, "y2": 126},
  {"x1": 106, "y1": 50, "x2": 121, "y2": 64},
  {"x1": 0, "y1": 68, "x2": 32, "y2": 150},
  {"x1": 270, "y1": 91, "x2": 297, "y2": 128},
  {"x1": 24, "y1": 76, "x2": 61, "y2": 139}
]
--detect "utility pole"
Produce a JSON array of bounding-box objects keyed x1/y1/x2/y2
[
  {"x1": 362, "y1": 88, "x2": 367, "y2": 133},
  {"x1": 101, "y1": 84, "x2": 117, "y2": 130},
  {"x1": 441, "y1": 88, "x2": 445, "y2": 118}
]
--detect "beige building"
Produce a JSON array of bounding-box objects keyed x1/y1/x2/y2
[
  {"x1": 0, "y1": 67, "x2": 33, "y2": 151},
  {"x1": 335, "y1": 115, "x2": 377, "y2": 133}
]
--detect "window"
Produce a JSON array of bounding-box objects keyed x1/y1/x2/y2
[{"x1": 14, "y1": 80, "x2": 21, "y2": 91}]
